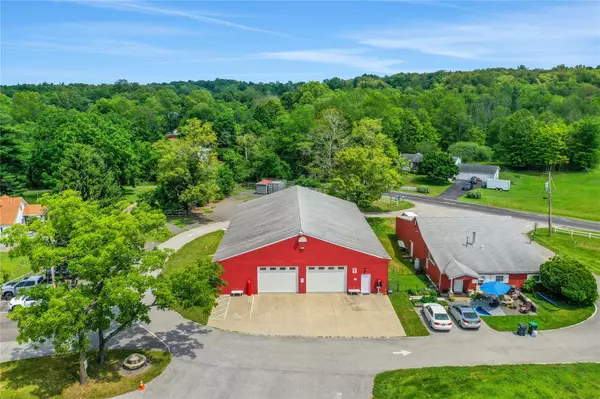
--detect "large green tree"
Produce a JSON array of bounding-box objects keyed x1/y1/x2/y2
[
  {"x1": 57, "y1": 144, "x2": 121, "y2": 203},
  {"x1": 1, "y1": 191, "x2": 225, "y2": 383},
  {"x1": 419, "y1": 152, "x2": 459, "y2": 183}
]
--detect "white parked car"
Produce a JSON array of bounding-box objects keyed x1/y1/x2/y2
[
  {"x1": 423, "y1": 303, "x2": 453, "y2": 331},
  {"x1": 448, "y1": 304, "x2": 482, "y2": 329},
  {"x1": 8, "y1": 296, "x2": 39, "y2": 312}
]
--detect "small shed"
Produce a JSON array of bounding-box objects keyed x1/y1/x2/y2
[{"x1": 255, "y1": 179, "x2": 287, "y2": 195}]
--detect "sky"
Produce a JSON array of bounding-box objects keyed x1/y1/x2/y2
[{"x1": 1, "y1": 0, "x2": 599, "y2": 85}]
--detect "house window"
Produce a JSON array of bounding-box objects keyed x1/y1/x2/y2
[
  {"x1": 527, "y1": 274, "x2": 540, "y2": 282},
  {"x1": 495, "y1": 275, "x2": 504, "y2": 282}
]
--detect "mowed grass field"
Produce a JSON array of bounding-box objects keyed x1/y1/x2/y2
[
  {"x1": 460, "y1": 167, "x2": 600, "y2": 221},
  {"x1": 0, "y1": 252, "x2": 31, "y2": 283},
  {"x1": 534, "y1": 228, "x2": 600, "y2": 275},
  {"x1": 373, "y1": 363, "x2": 600, "y2": 399},
  {"x1": 398, "y1": 174, "x2": 452, "y2": 196}
]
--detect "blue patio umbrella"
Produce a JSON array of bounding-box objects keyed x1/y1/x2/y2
[{"x1": 479, "y1": 281, "x2": 511, "y2": 296}]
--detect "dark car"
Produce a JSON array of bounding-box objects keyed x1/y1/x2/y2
[
  {"x1": 462, "y1": 183, "x2": 473, "y2": 190},
  {"x1": 469, "y1": 176, "x2": 478, "y2": 185},
  {"x1": 46, "y1": 265, "x2": 73, "y2": 283}
]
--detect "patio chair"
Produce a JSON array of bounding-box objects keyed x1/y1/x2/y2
[
  {"x1": 500, "y1": 295, "x2": 515, "y2": 309},
  {"x1": 519, "y1": 300, "x2": 533, "y2": 314}
]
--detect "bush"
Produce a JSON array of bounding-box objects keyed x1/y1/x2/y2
[
  {"x1": 466, "y1": 190, "x2": 482, "y2": 199},
  {"x1": 540, "y1": 256, "x2": 598, "y2": 305},
  {"x1": 418, "y1": 294, "x2": 438, "y2": 303},
  {"x1": 417, "y1": 186, "x2": 430, "y2": 194},
  {"x1": 522, "y1": 277, "x2": 537, "y2": 293}
]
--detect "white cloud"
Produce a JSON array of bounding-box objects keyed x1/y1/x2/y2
[
  {"x1": 353, "y1": 3, "x2": 600, "y2": 65},
  {"x1": 12, "y1": 39, "x2": 175, "y2": 58},
  {"x1": 61, "y1": 0, "x2": 287, "y2": 37},
  {"x1": 57, "y1": 21, "x2": 205, "y2": 37},
  {"x1": 257, "y1": 49, "x2": 404, "y2": 73}
]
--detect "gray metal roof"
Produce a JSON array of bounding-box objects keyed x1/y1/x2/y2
[
  {"x1": 458, "y1": 163, "x2": 500, "y2": 174},
  {"x1": 401, "y1": 153, "x2": 423, "y2": 163},
  {"x1": 416, "y1": 216, "x2": 553, "y2": 275},
  {"x1": 213, "y1": 186, "x2": 391, "y2": 261}
]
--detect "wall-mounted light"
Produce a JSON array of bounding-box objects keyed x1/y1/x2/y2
[{"x1": 298, "y1": 236, "x2": 307, "y2": 244}]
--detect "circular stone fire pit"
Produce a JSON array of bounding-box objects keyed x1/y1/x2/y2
[{"x1": 122, "y1": 353, "x2": 147, "y2": 371}]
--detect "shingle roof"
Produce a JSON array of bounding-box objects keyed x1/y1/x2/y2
[
  {"x1": 23, "y1": 204, "x2": 43, "y2": 216},
  {"x1": 0, "y1": 195, "x2": 24, "y2": 226},
  {"x1": 213, "y1": 186, "x2": 390, "y2": 261},
  {"x1": 416, "y1": 216, "x2": 553, "y2": 275},
  {"x1": 401, "y1": 153, "x2": 423, "y2": 163},
  {"x1": 458, "y1": 164, "x2": 500, "y2": 174}
]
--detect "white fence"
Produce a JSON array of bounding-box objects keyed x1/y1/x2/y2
[{"x1": 553, "y1": 227, "x2": 600, "y2": 239}]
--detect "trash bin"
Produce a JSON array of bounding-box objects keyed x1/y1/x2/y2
[
  {"x1": 528, "y1": 321, "x2": 538, "y2": 335},
  {"x1": 517, "y1": 323, "x2": 527, "y2": 336}
]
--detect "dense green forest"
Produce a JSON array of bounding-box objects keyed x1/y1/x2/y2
[{"x1": 1, "y1": 66, "x2": 599, "y2": 209}]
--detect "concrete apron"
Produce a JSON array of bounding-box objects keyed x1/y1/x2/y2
[{"x1": 208, "y1": 293, "x2": 406, "y2": 338}]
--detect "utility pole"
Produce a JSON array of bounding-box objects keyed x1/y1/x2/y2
[{"x1": 548, "y1": 169, "x2": 552, "y2": 237}]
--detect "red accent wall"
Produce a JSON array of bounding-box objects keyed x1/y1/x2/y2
[
  {"x1": 217, "y1": 235, "x2": 389, "y2": 295},
  {"x1": 509, "y1": 274, "x2": 528, "y2": 288}
]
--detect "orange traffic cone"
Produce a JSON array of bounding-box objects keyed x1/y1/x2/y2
[{"x1": 139, "y1": 380, "x2": 146, "y2": 391}]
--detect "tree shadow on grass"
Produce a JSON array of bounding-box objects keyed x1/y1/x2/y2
[{"x1": 0, "y1": 349, "x2": 137, "y2": 398}]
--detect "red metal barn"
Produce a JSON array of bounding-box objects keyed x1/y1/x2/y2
[
  {"x1": 395, "y1": 215, "x2": 553, "y2": 293},
  {"x1": 213, "y1": 186, "x2": 390, "y2": 295}
]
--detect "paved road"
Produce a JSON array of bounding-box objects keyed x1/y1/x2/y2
[
  {"x1": 388, "y1": 191, "x2": 600, "y2": 231},
  {"x1": 2, "y1": 223, "x2": 599, "y2": 399}
]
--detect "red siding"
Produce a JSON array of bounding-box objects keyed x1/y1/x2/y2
[
  {"x1": 509, "y1": 274, "x2": 528, "y2": 288},
  {"x1": 396, "y1": 217, "x2": 447, "y2": 289},
  {"x1": 396, "y1": 217, "x2": 532, "y2": 292},
  {"x1": 217, "y1": 235, "x2": 389, "y2": 295}
]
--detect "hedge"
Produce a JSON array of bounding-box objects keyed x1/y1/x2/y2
[{"x1": 539, "y1": 256, "x2": 598, "y2": 305}]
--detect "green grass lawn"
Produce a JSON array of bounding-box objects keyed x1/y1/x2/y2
[
  {"x1": 21, "y1": 189, "x2": 51, "y2": 204},
  {"x1": 481, "y1": 294, "x2": 595, "y2": 331},
  {"x1": 0, "y1": 349, "x2": 170, "y2": 399},
  {"x1": 459, "y1": 167, "x2": 600, "y2": 221},
  {"x1": 167, "y1": 217, "x2": 197, "y2": 228},
  {"x1": 373, "y1": 363, "x2": 600, "y2": 399},
  {"x1": 122, "y1": 182, "x2": 156, "y2": 203},
  {"x1": 0, "y1": 252, "x2": 32, "y2": 283},
  {"x1": 162, "y1": 230, "x2": 225, "y2": 324},
  {"x1": 533, "y1": 228, "x2": 600, "y2": 275},
  {"x1": 368, "y1": 217, "x2": 429, "y2": 336},
  {"x1": 397, "y1": 173, "x2": 452, "y2": 196},
  {"x1": 360, "y1": 199, "x2": 414, "y2": 213}
]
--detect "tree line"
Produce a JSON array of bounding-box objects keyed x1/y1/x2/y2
[{"x1": 1, "y1": 65, "x2": 599, "y2": 210}]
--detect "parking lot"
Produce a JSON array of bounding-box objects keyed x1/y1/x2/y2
[
  {"x1": 416, "y1": 304, "x2": 496, "y2": 336},
  {"x1": 0, "y1": 300, "x2": 18, "y2": 342},
  {"x1": 209, "y1": 293, "x2": 406, "y2": 338}
]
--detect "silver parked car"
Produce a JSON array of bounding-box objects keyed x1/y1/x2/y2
[
  {"x1": 448, "y1": 304, "x2": 482, "y2": 329},
  {"x1": 423, "y1": 303, "x2": 453, "y2": 331},
  {"x1": 1, "y1": 276, "x2": 45, "y2": 300}
]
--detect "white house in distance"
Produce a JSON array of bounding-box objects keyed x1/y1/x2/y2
[
  {"x1": 456, "y1": 164, "x2": 500, "y2": 182},
  {"x1": 0, "y1": 195, "x2": 45, "y2": 233}
]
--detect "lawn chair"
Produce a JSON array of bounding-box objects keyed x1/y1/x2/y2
[{"x1": 519, "y1": 300, "x2": 533, "y2": 314}]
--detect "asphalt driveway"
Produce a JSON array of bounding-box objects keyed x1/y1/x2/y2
[
  {"x1": 438, "y1": 180, "x2": 471, "y2": 199},
  {"x1": 208, "y1": 293, "x2": 406, "y2": 338}
]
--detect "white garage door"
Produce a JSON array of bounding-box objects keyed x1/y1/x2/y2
[
  {"x1": 307, "y1": 266, "x2": 347, "y2": 293},
  {"x1": 258, "y1": 267, "x2": 298, "y2": 293}
]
